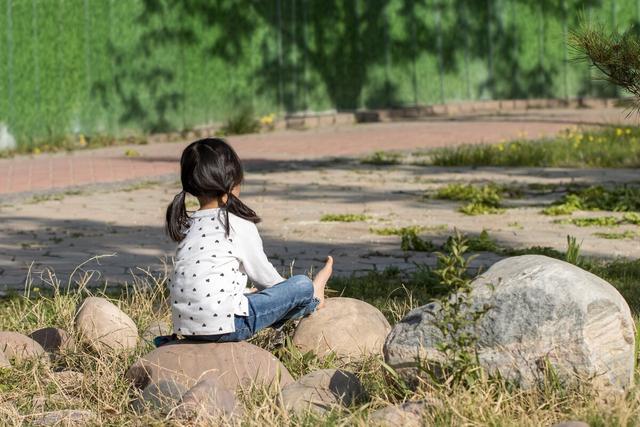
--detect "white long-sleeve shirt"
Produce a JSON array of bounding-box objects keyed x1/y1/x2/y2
[{"x1": 169, "y1": 208, "x2": 285, "y2": 336}]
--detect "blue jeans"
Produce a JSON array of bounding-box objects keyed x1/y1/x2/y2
[{"x1": 154, "y1": 275, "x2": 319, "y2": 346}]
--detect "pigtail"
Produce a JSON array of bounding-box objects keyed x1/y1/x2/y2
[
  {"x1": 223, "y1": 192, "x2": 260, "y2": 237},
  {"x1": 165, "y1": 190, "x2": 189, "y2": 242}
]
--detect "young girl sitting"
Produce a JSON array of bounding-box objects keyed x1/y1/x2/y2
[{"x1": 159, "y1": 138, "x2": 332, "y2": 344}]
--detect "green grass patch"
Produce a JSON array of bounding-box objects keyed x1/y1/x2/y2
[
  {"x1": 422, "y1": 127, "x2": 640, "y2": 168},
  {"x1": 320, "y1": 213, "x2": 371, "y2": 222},
  {"x1": 361, "y1": 151, "x2": 403, "y2": 165},
  {"x1": 555, "y1": 216, "x2": 622, "y2": 227},
  {"x1": 432, "y1": 183, "x2": 506, "y2": 216},
  {"x1": 542, "y1": 185, "x2": 640, "y2": 216},
  {"x1": 593, "y1": 230, "x2": 637, "y2": 239}
]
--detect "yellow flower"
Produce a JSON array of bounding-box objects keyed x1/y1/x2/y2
[
  {"x1": 78, "y1": 134, "x2": 87, "y2": 147},
  {"x1": 625, "y1": 128, "x2": 632, "y2": 135},
  {"x1": 615, "y1": 128, "x2": 623, "y2": 137},
  {"x1": 497, "y1": 143, "x2": 505, "y2": 152},
  {"x1": 32, "y1": 147, "x2": 41, "y2": 155},
  {"x1": 259, "y1": 113, "x2": 276, "y2": 127}
]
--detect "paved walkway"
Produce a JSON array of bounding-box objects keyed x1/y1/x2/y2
[{"x1": 0, "y1": 107, "x2": 633, "y2": 196}]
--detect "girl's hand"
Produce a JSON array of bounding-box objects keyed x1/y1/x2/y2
[{"x1": 246, "y1": 287, "x2": 258, "y2": 294}]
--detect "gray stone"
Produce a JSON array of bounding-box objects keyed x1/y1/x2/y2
[
  {"x1": 126, "y1": 341, "x2": 294, "y2": 392},
  {"x1": 280, "y1": 369, "x2": 364, "y2": 414},
  {"x1": 369, "y1": 401, "x2": 430, "y2": 427},
  {"x1": 0, "y1": 331, "x2": 46, "y2": 363},
  {"x1": 75, "y1": 297, "x2": 138, "y2": 352},
  {"x1": 141, "y1": 320, "x2": 172, "y2": 343},
  {"x1": 29, "y1": 327, "x2": 72, "y2": 353},
  {"x1": 384, "y1": 255, "x2": 635, "y2": 392},
  {"x1": 292, "y1": 297, "x2": 391, "y2": 359},
  {"x1": 30, "y1": 409, "x2": 97, "y2": 426},
  {"x1": 174, "y1": 376, "x2": 240, "y2": 420},
  {"x1": 132, "y1": 379, "x2": 188, "y2": 414}
]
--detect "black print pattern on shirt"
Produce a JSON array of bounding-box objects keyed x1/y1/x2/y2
[{"x1": 171, "y1": 211, "x2": 270, "y2": 335}]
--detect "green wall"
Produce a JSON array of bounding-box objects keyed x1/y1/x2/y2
[{"x1": 0, "y1": 0, "x2": 635, "y2": 146}]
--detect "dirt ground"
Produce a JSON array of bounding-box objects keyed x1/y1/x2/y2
[{"x1": 1, "y1": 159, "x2": 637, "y2": 294}]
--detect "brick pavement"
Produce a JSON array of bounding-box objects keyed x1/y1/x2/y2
[{"x1": 0, "y1": 107, "x2": 633, "y2": 196}]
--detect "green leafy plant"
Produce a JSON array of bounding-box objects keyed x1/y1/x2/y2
[
  {"x1": 428, "y1": 231, "x2": 489, "y2": 385},
  {"x1": 565, "y1": 235, "x2": 582, "y2": 265},
  {"x1": 320, "y1": 213, "x2": 371, "y2": 222}
]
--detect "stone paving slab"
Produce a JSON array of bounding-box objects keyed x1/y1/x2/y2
[
  {"x1": 0, "y1": 107, "x2": 634, "y2": 196},
  {"x1": 1, "y1": 161, "x2": 638, "y2": 294}
]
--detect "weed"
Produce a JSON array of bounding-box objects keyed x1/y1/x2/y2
[
  {"x1": 425, "y1": 126, "x2": 640, "y2": 168},
  {"x1": 123, "y1": 148, "x2": 140, "y2": 157},
  {"x1": 555, "y1": 216, "x2": 621, "y2": 227},
  {"x1": 433, "y1": 183, "x2": 506, "y2": 216},
  {"x1": 429, "y1": 232, "x2": 488, "y2": 385},
  {"x1": 361, "y1": 151, "x2": 403, "y2": 165},
  {"x1": 0, "y1": 133, "x2": 148, "y2": 158},
  {"x1": 370, "y1": 225, "x2": 424, "y2": 236},
  {"x1": 320, "y1": 213, "x2": 371, "y2": 222},
  {"x1": 400, "y1": 228, "x2": 439, "y2": 252},
  {"x1": 467, "y1": 230, "x2": 499, "y2": 252},
  {"x1": 565, "y1": 235, "x2": 582, "y2": 265},
  {"x1": 593, "y1": 230, "x2": 637, "y2": 239},
  {"x1": 218, "y1": 105, "x2": 261, "y2": 136},
  {"x1": 543, "y1": 185, "x2": 640, "y2": 216}
]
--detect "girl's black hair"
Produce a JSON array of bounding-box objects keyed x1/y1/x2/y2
[{"x1": 165, "y1": 138, "x2": 260, "y2": 242}]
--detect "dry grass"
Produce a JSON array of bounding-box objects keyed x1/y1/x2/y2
[{"x1": 0, "y1": 260, "x2": 639, "y2": 426}]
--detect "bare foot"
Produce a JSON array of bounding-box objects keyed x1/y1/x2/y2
[{"x1": 313, "y1": 256, "x2": 333, "y2": 309}]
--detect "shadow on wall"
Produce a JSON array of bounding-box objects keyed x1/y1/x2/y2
[{"x1": 90, "y1": 0, "x2": 613, "y2": 134}]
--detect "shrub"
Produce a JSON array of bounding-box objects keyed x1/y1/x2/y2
[{"x1": 218, "y1": 105, "x2": 261, "y2": 136}]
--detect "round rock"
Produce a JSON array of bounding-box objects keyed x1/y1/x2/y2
[
  {"x1": 174, "y1": 375, "x2": 240, "y2": 420},
  {"x1": 292, "y1": 297, "x2": 391, "y2": 359},
  {"x1": 75, "y1": 297, "x2": 138, "y2": 352},
  {"x1": 126, "y1": 340, "x2": 294, "y2": 392},
  {"x1": 29, "y1": 327, "x2": 72, "y2": 353},
  {"x1": 384, "y1": 255, "x2": 635, "y2": 392},
  {"x1": 0, "y1": 331, "x2": 46, "y2": 363},
  {"x1": 369, "y1": 401, "x2": 429, "y2": 427},
  {"x1": 280, "y1": 369, "x2": 364, "y2": 414},
  {"x1": 132, "y1": 379, "x2": 188, "y2": 414}
]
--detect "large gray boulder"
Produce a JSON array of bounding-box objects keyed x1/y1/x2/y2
[
  {"x1": 126, "y1": 340, "x2": 294, "y2": 392},
  {"x1": 0, "y1": 331, "x2": 46, "y2": 363},
  {"x1": 280, "y1": 369, "x2": 364, "y2": 415},
  {"x1": 369, "y1": 400, "x2": 431, "y2": 426},
  {"x1": 75, "y1": 297, "x2": 138, "y2": 352},
  {"x1": 384, "y1": 255, "x2": 635, "y2": 392},
  {"x1": 292, "y1": 297, "x2": 391, "y2": 359}
]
